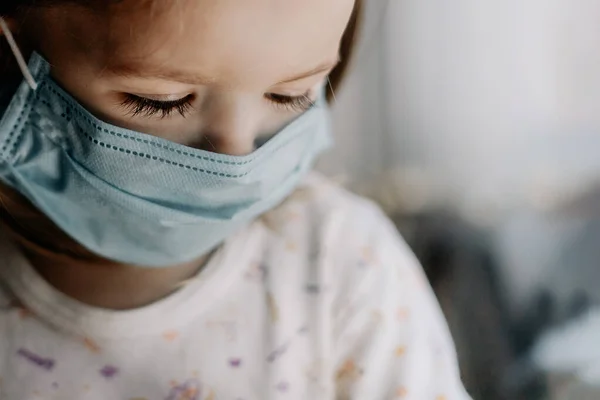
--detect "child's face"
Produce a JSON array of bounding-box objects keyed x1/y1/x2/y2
[{"x1": 27, "y1": 0, "x2": 354, "y2": 155}]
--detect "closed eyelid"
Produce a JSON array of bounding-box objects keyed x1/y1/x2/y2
[{"x1": 130, "y1": 93, "x2": 191, "y2": 101}]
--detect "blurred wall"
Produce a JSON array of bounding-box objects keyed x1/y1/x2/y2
[{"x1": 325, "y1": 0, "x2": 600, "y2": 217}]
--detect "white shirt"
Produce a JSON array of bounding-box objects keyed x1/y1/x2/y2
[{"x1": 0, "y1": 174, "x2": 471, "y2": 400}]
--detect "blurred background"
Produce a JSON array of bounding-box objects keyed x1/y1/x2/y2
[{"x1": 321, "y1": 1, "x2": 600, "y2": 399}]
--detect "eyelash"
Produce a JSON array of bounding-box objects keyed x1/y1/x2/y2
[
  {"x1": 120, "y1": 94, "x2": 194, "y2": 119},
  {"x1": 265, "y1": 92, "x2": 316, "y2": 113},
  {"x1": 120, "y1": 92, "x2": 315, "y2": 118}
]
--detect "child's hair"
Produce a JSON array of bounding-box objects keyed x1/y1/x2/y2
[{"x1": 0, "y1": 0, "x2": 363, "y2": 264}]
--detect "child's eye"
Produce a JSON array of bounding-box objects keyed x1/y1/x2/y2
[
  {"x1": 265, "y1": 92, "x2": 316, "y2": 113},
  {"x1": 120, "y1": 94, "x2": 194, "y2": 119},
  {"x1": 119, "y1": 92, "x2": 315, "y2": 119}
]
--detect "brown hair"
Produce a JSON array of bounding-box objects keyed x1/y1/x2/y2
[{"x1": 0, "y1": 0, "x2": 363, "y2": 264}]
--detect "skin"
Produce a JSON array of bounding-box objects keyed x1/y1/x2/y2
[{"x1": 0, "y1": 0, "x2": 355, "y2": 309}]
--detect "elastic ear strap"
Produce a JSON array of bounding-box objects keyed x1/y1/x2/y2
[{"x1": 0, "y1": 17, "x2": 38, "y2": 90}]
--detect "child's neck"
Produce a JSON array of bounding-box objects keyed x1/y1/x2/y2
[{"x1": 23, "y1": 249, "x2": 208, "y2": 310}]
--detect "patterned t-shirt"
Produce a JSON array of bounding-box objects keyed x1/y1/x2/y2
[{"x1": 0, "y1": 174, "x2": 471, "y2": 400}]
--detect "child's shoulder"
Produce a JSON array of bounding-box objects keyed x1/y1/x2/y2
[{"x1": 259, "y1": 173, "x2": 432, "y2": 329}]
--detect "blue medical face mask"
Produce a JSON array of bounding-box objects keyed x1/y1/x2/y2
[{"x1": 0, "y1": 21, "x2": 332, "y2": 267}]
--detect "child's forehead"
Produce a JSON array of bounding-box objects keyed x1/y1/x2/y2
[{"x1": 41, "y1": 0, "x2": 354, "y2": 88}]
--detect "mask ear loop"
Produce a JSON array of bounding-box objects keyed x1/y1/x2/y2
[{"x1": 0, "y1": 17, "x2": 38, "y2": 91}]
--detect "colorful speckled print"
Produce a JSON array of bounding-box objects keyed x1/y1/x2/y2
[
  {"x1": 266, "y1": 292, "x2": 279, "y2": 323},
  {"x1": 229, "y1": 358, "x2": 242, "y2": 368},
  {"x1": 165, "y1": 379, "x2": 201, "y2": 400},
  {"x1": 267, "y1": 341, "x2": 290, "y2": 363},
  {"x1": 275, "y1": 381, "x2": 290, "y2": 393},
  {"x1": 100, "y1": 365, "x2": 119, "y2": 379},
  {"x1": 17, "y1": 348, "x2": 55, "y2": 371},
  {"x1": 83, "y1": 337, "x2": 102, "y2": 353}
]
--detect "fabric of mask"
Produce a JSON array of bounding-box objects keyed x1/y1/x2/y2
[{"x1": 0, "y1": 51, "x2": 333, "y2": 267}]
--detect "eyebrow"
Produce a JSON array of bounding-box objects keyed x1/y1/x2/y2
[
  {"x1": 277, "y1": 59, "x2": 340, "y2": 84},
  {"x1": 104, "y1": 58, "x2": 340, "y2": 86}
]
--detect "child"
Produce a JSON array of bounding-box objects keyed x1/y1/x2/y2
[{"x1": 0, "y1": 1, "x2": 471, "y2": 399}]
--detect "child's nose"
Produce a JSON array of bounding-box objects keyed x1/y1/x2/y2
[
  {"x1": 195, "y1": 93, "x2": 263, "y2": 156},
  {"x1": 196, "y1": 132, "x2": 256, "y2": 156}
]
